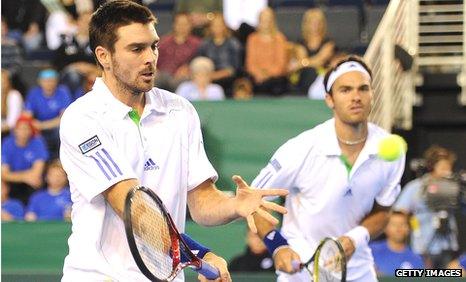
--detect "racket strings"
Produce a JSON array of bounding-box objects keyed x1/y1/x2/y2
[
  {"x1": 131, "y1": 191, "x2": 175, "y2": 280},
  {"x1": 315, "y1": 241, "x2": 344, "y2": 281}
]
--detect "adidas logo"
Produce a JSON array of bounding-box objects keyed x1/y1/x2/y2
[
  {"x1": 344, "y1": 188, "x2": 353, "y2": 197},
  {"x1": 144, "y1": 158, "x2": 159, "y2": 171}
]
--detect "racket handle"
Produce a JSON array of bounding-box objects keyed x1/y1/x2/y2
[{"x1": 197, "y1": 260, "x2": 220, "y2": 280}]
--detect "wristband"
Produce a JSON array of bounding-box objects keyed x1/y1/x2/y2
[
  {"x1": 263, "y1": 229, "x2": 289, "y2": 257},
  {"x1": 344, "y1": 226, "x2": 370, "y2": 249},
  {"x1": 180, "y1": 233, "x2": 211, "y2": 260}
]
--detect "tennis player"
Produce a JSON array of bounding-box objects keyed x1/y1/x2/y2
[
  {"x1": 59, "y1": 1, "x2": 287, "y2": 281},
  {"x1": 252, "y1": 56, "x2": 406, "y2": 281}
]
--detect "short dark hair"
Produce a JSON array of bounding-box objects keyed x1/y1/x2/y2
[
  {"x1": 323, "y1": 55, "x2": 372, "y2": 95},
  {"x1": 89, "y1": 0, "x2": 157, "y2": 68}
]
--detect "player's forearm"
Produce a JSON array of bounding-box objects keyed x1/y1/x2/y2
[
  {"x1": 188, "y1": 183, "x2": 238, "y2": 226},
  {"x1": 253, "y1": 212, "x2": 275, "y2": 239},
  {"x1": 361, "y1": 204, "x2": 390, "y2": 239},
  {"x1": 102, "y1": 178, "x2": 139, "y2": 218}
]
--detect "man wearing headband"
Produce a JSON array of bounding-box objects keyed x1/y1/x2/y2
[{"x1": 251, "y1": 56, "x2": 406, "y2": 281}]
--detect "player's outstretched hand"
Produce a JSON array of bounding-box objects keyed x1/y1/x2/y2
[
  {"x1": 199, "y1": 252, "x2": 231, "y2": 282},
  {"x1": 274, "y1": 246, "x2": 302, "y2": 274},
  {"x1": 232, "y1": 175, "x2": 288, "y2": 233}
]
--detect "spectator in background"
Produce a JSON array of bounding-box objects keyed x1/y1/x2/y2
[
  {"x1": 447, "y1": 253, "x2": 466, "y2": 277},
  {"x1": 198, "y1": 13, "x2": 241, "y2": 97},
  {"x1": 246, "y1": 7, "x2": 288, "y2": 96},
  {"x1": 53, "y1": 10, "x2": 97, "y2": 94},
  {"x1": 25, "y1": 160, "x2": 72, "y2": 221},
  {"x1": 1, "y1": 0, "x2": 47, "y2": 42},
  {"x1": 1, "y1": 114, "x2": 49, "y2": 205},
  {"x1": 176, "y1": 57, "x2": 225, "y2": 101},
  {"x1": 394, "y1": 145, "x2": 459, "y2": 269},
  {"x1": 44, "y1": 4, "x2": 78, "y2": 50},
  {"x1": 1, "y1": 18, "x2": 26, "y2": 94},
  {"x1": 1, "y1": 180, "x2": 25, "y2": 221},
  {"x1": 22, "y1": 22, "x2": 44, "y2": 53},
  {"x1": 370, "y1": 211, "x2": 424, "y2": 277},
  {"x1": 1, "y1": 69, "x2": 24, "y2": 135},
  {"x1": 232, "y1": 77, "x2": 254, "y2": 100},
  {"x1": 222, "y1": 0, "x2": 267, "y2": 45},
  {"x1": 290, "y1": 8, "x2": 336, "y2": 93},
  {"x1": 73, "y1": 68, "x2": 99, "y2": 102},
  {"x1": 230, "y1": 228, "x2": 274, "y2": 272},
  {"x1": 175, "y1": 0, "x2": 222, "y2": 37},
  {"x1": 25, "y1": 69, "x2": 72, "y2": 159},
  {"x1": 156, "y1": 13, "x2": 202, "y2": 92}
]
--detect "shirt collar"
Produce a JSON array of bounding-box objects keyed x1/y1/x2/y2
[
  {"x1": 93, "y1": 78, "x2": 167, "y2": 119},
  {"x1": 144, "y1": 88, "x2": 167, "y2": 115},
  {"x1": 318, "y1": 118, "x2": 378, "y2": 157}
]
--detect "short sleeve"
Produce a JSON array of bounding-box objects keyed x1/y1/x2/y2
[
  {"x1": 186, "y1": 103, "x2": 217, "y2": 190},
  {"x1": 59, "y1": 110, "x2": 138, "y2": 202},
  {"x1": 251, "y1": 138, "x2": 300, "y2": 192},
  {"x1": 375, "y1": 155, "x2": 406, "y2": 207},
  {"x1": 393, "y1": 180, "x2": 420, "y2": 213}
]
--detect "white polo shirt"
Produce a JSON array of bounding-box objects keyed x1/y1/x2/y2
[
  {"x1": 60, "y1": 78, "x2": 217, "y2": 281},
  {"x1": 252, "y1": 119, "x2": 405, "y2": 282}
]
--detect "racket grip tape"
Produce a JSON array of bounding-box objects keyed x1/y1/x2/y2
[
  {"x1": 180, "y1": 233, "x2": 211, "y2": 259},
  {"x1": 197, "y1": 260, "x2": 220, "y2": 280}
]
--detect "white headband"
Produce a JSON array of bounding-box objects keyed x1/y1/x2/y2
[{"x1": 325, "y1": 61, "x2": 371, "y2": 93}]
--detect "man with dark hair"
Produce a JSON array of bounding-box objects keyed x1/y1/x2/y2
[
  {"x1": 60, "y1": 1, "x2": 287, "y2": 281},
  {"x1": 156, "y1": 12, "x2": 202, "y2": 92},
  {"x1": 250, "y1": 56, "x2": 405, "y2": 281},
  {"x1": 370, "y1": 211, "x2": 424, "y2": 276}
]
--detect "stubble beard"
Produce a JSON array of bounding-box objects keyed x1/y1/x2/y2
[{"x1": 112, "y1": 58, "x2": 154, "y2": 96}]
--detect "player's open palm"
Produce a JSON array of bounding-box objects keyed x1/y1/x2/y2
[
  {"x1": 274, "y1": 246, "x2": 301, "y2": 274},
  {"x1": 232, "y1": 175, "x2": 288, "y2": 233}
]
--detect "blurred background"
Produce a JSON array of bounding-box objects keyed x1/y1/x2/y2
[{"x1": 1, "y1": 0, "x2": 465, "y2": 281}]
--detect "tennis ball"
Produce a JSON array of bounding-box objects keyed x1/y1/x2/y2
[{"x1": 378, "y1": 134, "x2": 407, "y2": 161}]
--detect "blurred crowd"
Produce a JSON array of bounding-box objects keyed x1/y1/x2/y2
[{"x1": 1, "y1": 0, "x2": 379, "y2": 222}]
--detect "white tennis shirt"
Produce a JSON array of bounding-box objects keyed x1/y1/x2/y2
[
  {"x1": 60, "y1": 78, "x2": 217, "y2": 281},
  {"x1": 252, "y1": 119, "x2": 405, "y2": 281}
]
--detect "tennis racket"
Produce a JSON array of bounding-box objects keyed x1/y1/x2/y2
[
  {"x1": 124, "y1": 186, "x2": 220, "y2": 281},
  {"x1": 293, "y1": 237, "x2": 346, "y2": 282}
]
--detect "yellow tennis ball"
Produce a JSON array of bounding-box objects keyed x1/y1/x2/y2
[{"x1": 378, "y1": 134, "x2": 407, "y2": 161}]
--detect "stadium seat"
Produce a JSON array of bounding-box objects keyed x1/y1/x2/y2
[
  {"x1": 269, "y1": 0, "x2": 315, "y2": 8},
  {"x1": 152, "y1": 10, "x2": 174, "y2": 37},
  {"x1": 324, "y1": 6, "x2": 361, "y2": 50},
  {"x1": 275, "y1": 7, "x2": 307, "y2": 42},
  {"x1": 365, "y1": 5, "x2": 386, "y2": 40},
  {"x1": 147, "y1": 0, "x2": 175, "y2": 11}
]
